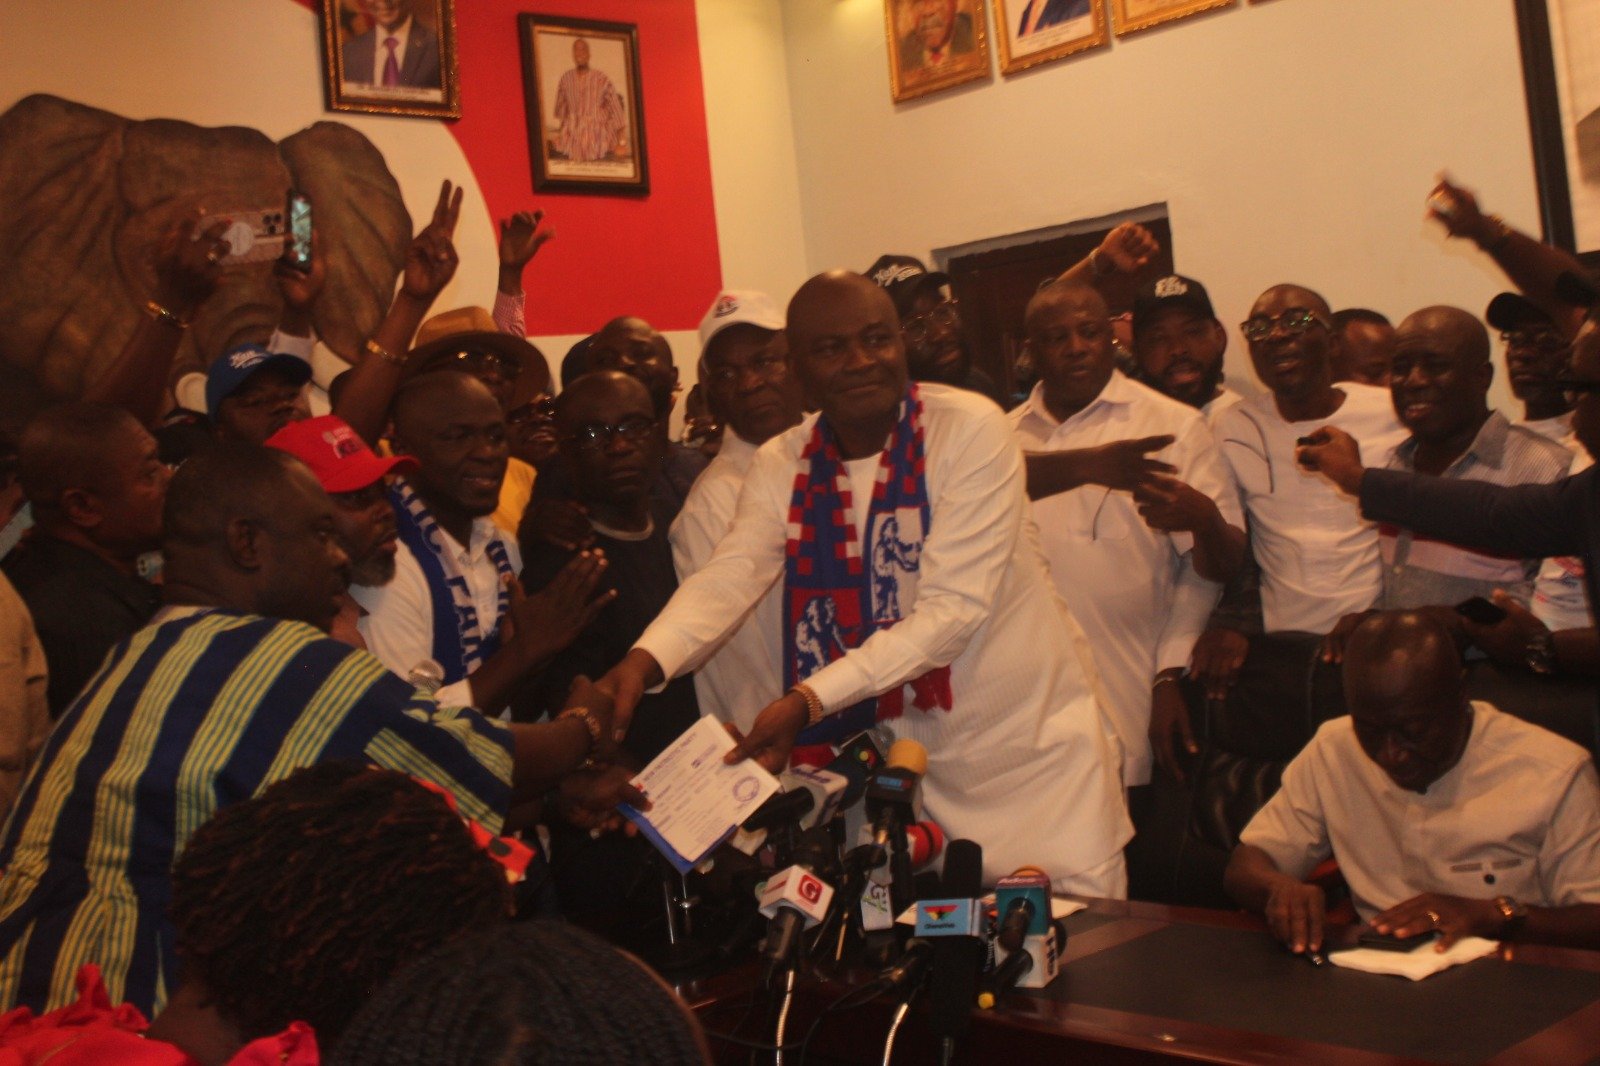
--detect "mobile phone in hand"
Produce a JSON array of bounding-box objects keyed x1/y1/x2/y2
[{"x1": 283, "y1": 190, "x2": 313, "y2": 274}]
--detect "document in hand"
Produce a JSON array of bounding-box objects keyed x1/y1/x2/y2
[{"x1": 620, "y1": 716, "x2": 781, "y2": 873}]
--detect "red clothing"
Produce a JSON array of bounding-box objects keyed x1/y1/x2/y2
[{"x1": 0, "y1": 965, "x2": 318, "y2": 1065}]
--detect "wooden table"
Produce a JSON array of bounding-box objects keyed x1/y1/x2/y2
[{"x1": 679, "y1": 898, "x2": 1600, "y2": 1065}]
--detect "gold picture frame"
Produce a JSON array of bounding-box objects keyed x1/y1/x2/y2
[
  {"x1": 1111, "y1": 0, "x2": 1236, "y2": 38},
  {"x1": 885, "y1": 0, "x2": 993, "y2": 104},
  {"x1": 319, "y1": 0, "x2": 461, "y2": 120},
  {"x1": 993, "y1": 0, "x2": 1109, "y2": 75}
]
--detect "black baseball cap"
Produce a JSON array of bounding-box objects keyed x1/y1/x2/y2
[
  {"x1": 1132, "y1": 275, "x2": 1215, "y2": 332},
  {"x1": 1485, "y1": 292, "x2": 1558, "y2": 333},
  {"x1": 865, "y1": 254, "x2": 949, "y2": 317}
]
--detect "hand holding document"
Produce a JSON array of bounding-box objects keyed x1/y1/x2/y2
[{"x1": 621, "y1": 716, "x2": 781, "y2": 873}]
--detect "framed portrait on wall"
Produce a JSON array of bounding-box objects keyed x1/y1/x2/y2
[
  {"x1": 1515, "y1": 0, "x2": 1600, "y2": 263},
  {"x1": 518, "y1": 14, "x2": 649, "y2": 196},
  {"x1": 319, "y1": 0, "x2": 460, "y2": 119},
  {"x1": 885, "y1": 0, "x2": 993, "y2": 103},
  {"x1": 1110, "y1": 0, "x2": 1236, "y2": 38},
  {"x1": 992, "y1": 0, "x2": 1109, "y2": 75}
]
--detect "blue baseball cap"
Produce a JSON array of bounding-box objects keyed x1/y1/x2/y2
[{"x1": 206, "y1": 344, "x2": 313, "y2": 414}]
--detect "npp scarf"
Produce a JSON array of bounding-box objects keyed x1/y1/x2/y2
[{"x1": 783, "y1": 384, "x2": 953, "y2": 746}]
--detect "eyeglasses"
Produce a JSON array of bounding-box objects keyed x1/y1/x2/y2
[
  {"x1": 1554, "y1": 377, "x2": 1600, "y2": 405},
  {"x1": 1501, "y1": 330, "x2": 1570, "y2": 355},
  {"x1": 1239, "y1": 308, "x2": 1329, "y2": 343},
  {"x1": 566, "y1": 415, "x2": 657, "y2": 451},
  {"x1": 901, "y1": 300, "x2": 960, "y2": 345},
  {"x1": 431, "y1": 348, "x2": 523, "y2": 379},
  {"x1": 706, "y1": 352, "x2": 787, "y2": 386}
]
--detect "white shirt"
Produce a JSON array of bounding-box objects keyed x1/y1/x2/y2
[
  {"x1": 1214, "y1": 383, "x2": 1407, "y2": 634},
  {"x1": 1202, "y1": 385, "x2": 1244, "y2": 425},
  {"x1": 350, "y1": 515, "x2": 521, "y2": 710},
  {"x1": 1517, "y1": 411, "x2": 1576, "y2": 445},
  {"x1": 1240, "y1": 703, "x2": 1600, "y2": 921},
  {"x1": 1011, "y1": 373, "x2": 1241, "y2": 785},
  {"x1": 636, "y1": 385, "x2": 1132, "y2": 891},
  {"x1": 668, "y1": 429, "x2": 785, "y2": 732}
]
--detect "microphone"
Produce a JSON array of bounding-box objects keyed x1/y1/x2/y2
[
  {"x1": 921, "y1": 840, "x2": 986, "y2": 1062},
  {"x1": 978, "y1": 867, "x2": 1061, "y2": 1007},
  {"x1": 758, "y1": 826, "x2": 838, "y2": 978},
  {"x1": 979, "y1": 920, "x2": 1066, "y2": 1009},
  {"x1": 864, "y1": 739, "x2": 927, "y2": 915},
  {"x1": 905, "y1": 820, "x2": 945, "y2": 870}
]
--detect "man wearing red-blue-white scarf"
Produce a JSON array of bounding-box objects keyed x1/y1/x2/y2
[{"x1": 605, "y1": 271, "x2": 1131, "y2": 895}]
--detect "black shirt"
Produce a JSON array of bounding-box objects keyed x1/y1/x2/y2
[
  {"x1": 516, "y1": 498, "x2": 699, "y2": 764},
  {"x1": 3, "y1": 534, "x2": 162, "y2": 717}
]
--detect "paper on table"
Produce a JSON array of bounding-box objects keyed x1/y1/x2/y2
[
  {"x1": 620, "y1": 716, "x2": 781, "y2": 874},
  {"x1": 1328, "y1": 937, "x2": 1499, "y2": 981}
]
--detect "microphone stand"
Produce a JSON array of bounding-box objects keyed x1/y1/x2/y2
[{"x1": 650, "y1": 853, "x2": 710, "y2": 972}]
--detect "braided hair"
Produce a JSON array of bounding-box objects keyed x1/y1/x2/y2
[
  {"x1": 328, "y1": 921, "x2": 710, "y2": 1065},
  {"x1": 169, "y1": 761, "x2": 511, "y2": 1049}
]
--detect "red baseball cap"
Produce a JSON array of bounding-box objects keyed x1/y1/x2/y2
[{"x1": 266, "y1": 415, "x2": 415, "y2": 494}]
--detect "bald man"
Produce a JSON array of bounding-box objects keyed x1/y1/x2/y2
[
  {"x1": 3, "y1": 403, "x2": 166, "y2": 715},
  {"x1": 1321, "y1": 308, "x2": 1572, "y2": 658},
  {"x1": 1226, "y1": 611, "x2": 1600, "y2": 954},
  {"x1": 602, "y1": 271, "x2": 1131, "y2": 895},
  {"x1": 1009, "y1": 284, "x2": 1243, "y2": 791},
  {"x1": 0, "y1": 443, "x2": 625, "y2": 1016},
  {"x1": 1211, "y1": 284, "x2": 1408, "y2": 637}
]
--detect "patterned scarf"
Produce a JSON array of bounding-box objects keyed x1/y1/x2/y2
[
  {"x1": 783, "y1": 384, "x2": 953, "y2": 746},
  {"x1": 388, "y1": 476, "x2": 513, "y2": 685}
]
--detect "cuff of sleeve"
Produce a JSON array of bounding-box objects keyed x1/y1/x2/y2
[
  {"x1": 1154, "y1": 641, "x2": 1194, "y2": 676},
  {"x1": 434, "y1": 679, "x2": 476, "y2": 711},
  {"x1": 492, "y1": 290, "x2": 526, "y2": 333},
  {"x1": 802, "y1": 658, "x2": 873, "y2": 717},
  {"x1": 633, "y1": 629, "x2": 692, "y2": 694}
]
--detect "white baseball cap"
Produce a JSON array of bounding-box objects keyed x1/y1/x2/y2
[{"x1": 697, "y1": 289, "x2": 785, "y2": 355}]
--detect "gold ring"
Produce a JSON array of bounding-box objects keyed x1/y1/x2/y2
[{"x1": 1426, "y1": 909, "x2": 1441, "y2": 926}]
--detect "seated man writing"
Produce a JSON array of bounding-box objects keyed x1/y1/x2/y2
[{"x1": 1225, "y1": 610, "x2": 1600, "y2": 954}]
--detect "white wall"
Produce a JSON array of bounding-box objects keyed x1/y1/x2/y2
[{"x1": 778, "y1": 0, "x2": 1543, "y2": 408}]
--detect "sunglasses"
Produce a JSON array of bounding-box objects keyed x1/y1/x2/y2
[
  {"x1": 566, "y1": 415, "x2": 657, "y2": 451},
  {"x1": 901, "y1": 300, "x2": 961, "y2": 345},
  {"x1": 1501, "y1": 330, "x2": 1569, "y2": 355},
  {"x1": 432, "y1": 348, "x2": 523, "y2": 379}
]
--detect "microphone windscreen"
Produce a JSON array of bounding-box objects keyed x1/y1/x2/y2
[
  {"x1": 941, "y1": 839, "x2": 983, "y2": 900},
  {"x1": 885, "y1": 738, "x2": 927, "y2": 776},
  {"x1": 905, "y1": 821, "x2": 945, "y2": 868}
]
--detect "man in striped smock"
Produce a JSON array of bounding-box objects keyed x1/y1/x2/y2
[
  {"x1": 551, "y1": 37, "x2": 628, "y2": 163},
  {"x1": 0, "y1": 443, "x2": 622, "y2": 1017}
]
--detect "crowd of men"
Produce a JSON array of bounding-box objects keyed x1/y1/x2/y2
[{"x1": 0, "y1": 169, "x2": 1598, "y2": 1058}]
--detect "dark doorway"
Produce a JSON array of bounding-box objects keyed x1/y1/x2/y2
[{"x1": 938, "y1": 208, "x2": 1174, "y2": 405}]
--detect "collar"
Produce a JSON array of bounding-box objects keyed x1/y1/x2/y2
[
  {"x1": 590, "y1": 514, "x2": 655, "y2": 541},
  {"x1": 718, "y1": 426, "x2": 761, "y2": 468},
  {"x1": 1019, "y1": 370, "x2": 1133, "y2": 432},
  {"x1": 1394, "y1": 410, "x2": 1510, "y2": 472}
]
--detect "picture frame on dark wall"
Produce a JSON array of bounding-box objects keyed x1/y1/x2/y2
[
  {"x1": 319, "y1": 0, "x2": 461, "y2": 119},
  {"x1": 993, "y1": 0, "x2": 1109, "y2": 75},
  {"x1": 1515, "y1": 0, "x2": 1600, "y2": 264},
  {"x1": 885, "y1": 0, "x2": 993, "y2": 103},
  {"x1": 518, "y1": 14, "x2": 649, "y2": 196},
  {"x1": 1111, "y1": 0, "x2": 1236, "y2": 38}
]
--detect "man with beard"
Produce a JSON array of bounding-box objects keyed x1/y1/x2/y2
[
  {"x1": 267, "y1": 415, "x2": 415, "y2": 649},
  {"x1": 1130, "y1": 274, "x2": 1239, "y2": 421},
  {"x1": 351, "y1": 373, "x2": 610, "y2": 713},
  {"x1": 602, "y1": 271, "x2": 1131, "y2": 894},
  {"x1": 4, "y1": 404, "x2": 167, "y2": 716}
]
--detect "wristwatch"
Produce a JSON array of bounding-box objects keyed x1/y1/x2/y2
[
  {"x1": 1492, "y1": 895, "x2": 1529, "y2": 938},
  {"x1": 1525, "y1": 628, "x2": 1557, "y2": 676}
]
